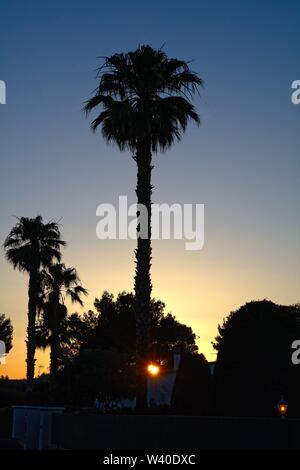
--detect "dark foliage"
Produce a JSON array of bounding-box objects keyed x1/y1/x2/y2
[
  {"x1": 213, "y1": 300, "x2": 300, "y2": 417},
  {"x1": 36, "y1": 263, "x2": 87, "y2": 381},
  {"x1": 3, "y1": 216, "x2": 65, "y2": 389},
  {"x1": 171, "y1": 353, "x2": 211, "y2": 415},
  {"x1": 0, "y1": 314, "x2": 13, "y2": 354},
  {"x1": 56, "y1": 291, "x2": 198, "y2": 406}
]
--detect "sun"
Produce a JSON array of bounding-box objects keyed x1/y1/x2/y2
[{"x1": 147, "y1": 363, "x2": 160, "y2": 376}]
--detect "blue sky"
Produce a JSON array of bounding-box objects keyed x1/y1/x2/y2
[{"x1": 0, "y1": 0, "x2": 299, "y2": 376}]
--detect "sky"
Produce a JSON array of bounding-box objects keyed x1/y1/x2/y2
[{"x1": 0, "y1": 0, "x2": 299, "y2": 378}]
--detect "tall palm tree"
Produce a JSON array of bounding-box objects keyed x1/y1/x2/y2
[
  {"x1": 39, "y1": 263, "x2": 87, "y2": 382},
  {"x1": 3, "y1": 216, "x2": 65, "y2": 390},
  {"x1": 85, "y1": 45, "x2": 202, "y2": 408}
]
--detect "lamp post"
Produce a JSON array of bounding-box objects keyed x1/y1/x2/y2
[{"x1": 277, "y1": 397, "x2": 288, "y2": 419}]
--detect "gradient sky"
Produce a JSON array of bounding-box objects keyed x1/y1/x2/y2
[{"x1": 0, "y1": 0, "x2": 299, "y2": 378}]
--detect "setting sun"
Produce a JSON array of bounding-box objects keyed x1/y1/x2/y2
[{"x1": 147, "y1": 363, "x2": 160, "y2": 376}]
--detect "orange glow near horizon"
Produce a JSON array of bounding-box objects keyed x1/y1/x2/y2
[
  {"x1": 147, "y1": 363, "x2": 160, "y2": 376},
  {"x1": 1, "y1": 235, "x2": 299, "y2": 380}
]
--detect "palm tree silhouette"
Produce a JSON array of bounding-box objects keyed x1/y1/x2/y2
[
  {"x1": 39, "y1": 263, "x2": 87, "y2": 383},
  {"x1": 85, "y1": 45, "x2": 202, "y2": 409},
  {"x1": 0, "y1": 313, "x2": 13, "y2": 355},
  {"x1": 3, "y1": 216, "x2": 65, "y2": 390}
]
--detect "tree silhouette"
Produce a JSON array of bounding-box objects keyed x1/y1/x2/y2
[
  {"x1": 171, "y1": 353, "x2": 211, "y2": 415},
  {"x1": 84, "y1": 291, "x2": 198, "y2": 362},
  {"x1": 213, "y1": 300, "x2": 300, "y2": 417},
  {"x1": 0, "y1": 314, "x2": 13, "y2": 355},
  {"x1": 3, "y1": 216, "x2": 65, "y2": 389},
  {"x1": 57, "y1": 291, "x2": 198, "y2": 406},
  {"x1": 37, "y1": 263, "x2": 87, "y2": 383},
  {"x1": 85, "y1": 45, "x2": 202, "y2": 408},
  {"x1": 58, "y1": 310, "x2": 98, "y2": 365}
]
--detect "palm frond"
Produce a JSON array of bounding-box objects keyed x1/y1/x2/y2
[
  {"x1": 84, "y1": 45, "x2": 202, "y2": 152},
  {"x1": 4, "y1": 216, "x2": 65, "y2": 272}
]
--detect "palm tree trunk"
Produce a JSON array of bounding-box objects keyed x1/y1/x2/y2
[
  {"x1": 26, "y1": 270, "x2": 38, "y2": 391},
  {"x1": 50, "y1": 290, "x2": 60, "y2": 385},
  {"x1": 134, "y1": 139, "x2": 153, "y2": 410}
]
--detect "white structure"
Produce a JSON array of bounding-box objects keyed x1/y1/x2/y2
[
  {"x1": 0, "y1": 80, "x2": 6, "y2": 105},
  {"x1": 208, "y1": 361, "x2": 216, "y2": 376},
  {"x1": 12, "y1": 406, "x2": 64, "y2": 449},
  {"x1": 0, "y1": 340, "x2": 5, "y2": 364},
  {"x1": 147, "y1": 351, "x2": 181, "y2": 407}
]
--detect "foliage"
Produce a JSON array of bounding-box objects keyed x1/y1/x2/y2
[
  {"x1": 0, "y1": 314, "x2": 13, "y2": 354},
  {"x1": 213, "y1": 300, "x2": 300, "y2": 417},
  {"x1": 57, "y1": 291, "x2": 198, "y2": 405},
  {"x1": 3, "y1": 216, "x2": 65, "y2": 388},
  {"x1": 84, "y1": 44, "x2": 202, "y2": 152},
  {"x1": 85, "y1": 291, "x2": 198, "y2": 358},
  {"x1": 36, "y1": 263, "x2": 87, "y2": 379},
  {"x1": 171, "y1": 353, "x2": 211, "y2": 414},
  {"x1": 4, "y1": 216, "x2": 65, "y2": 272}
]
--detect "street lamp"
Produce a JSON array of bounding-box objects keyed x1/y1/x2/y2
[
  {"x1": 277, "y1": 397, "x2": 288, "y2": 419},
  {"x1": 147, "y1": 363, "x2": 160, "y2": 376}
]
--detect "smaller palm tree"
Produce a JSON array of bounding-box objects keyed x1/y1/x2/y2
[
  {"x1": 4, "y1": 216, "x2": 65, "y2": 389},
  {"x1": 0, "y1": 313, "x2": 13, "y2": 359},
  {"x1": 39, "y1": 263, "x2": 87, "y2": 382}
]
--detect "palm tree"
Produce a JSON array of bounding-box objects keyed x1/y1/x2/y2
[
  {"x1": 85, "y1": 45, "x2": 202, "y2": 408},
  {"x1": 3, "y1": 216, "x2": 65, "y2": 389},
  {"x1": 0, "y1": 313, "x2": 13, "y2": 356},
  {"x1": 39, "y1": 263, "x2": 87, "y2": 382}
]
